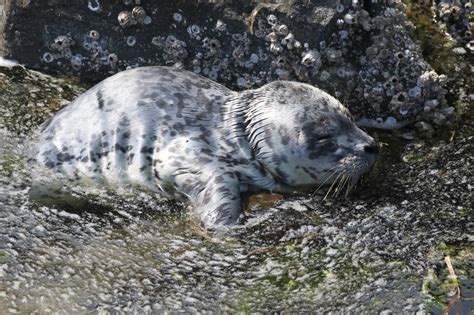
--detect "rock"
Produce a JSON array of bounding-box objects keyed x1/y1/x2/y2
[
  {"x1": 0, "y1": 64, "x2": 85, "y2": 137},
  {"x1": 0, "y1": 0, "x2": 451, "y2": 126},
  {"x1": 0, "y1": 59, "x2": 472, "y2": 314}
]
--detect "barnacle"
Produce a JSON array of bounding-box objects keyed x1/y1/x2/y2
[
  {"x1": 132, "y1": 6, "x2": 146, "y2": 24},
  {"x1": 301, "y1": 50, "x2": 321, "y2": 68},
  {"x1": 118, "y1": 11, "x2": 136, "y2": 28},
  {"x1": 215, "y1": 20, "x2": 227, "y2": 32},
  {"x1": 266, "y1": 14, "x2": 277, "y2": 26},
  {"x1": 70, "y1": 54, "x2": 83, "y2": 70},
  {"x1": 187, "y1": 25, "x2": 201, "y2": 38},
  {"x1": 274, "y1": 24, "x2": 289, "y2": 36},
  {"x1": 87, "y1": 0, "x2": 100, "y2": 12},
  {"x1": 42, "y1": 52, "x2": 54, "y2": 63},
  {"x1": 89, "y1": 30, "x2": 100, "y2": 41},
  {"x1": 107, "y1": 53, "x2": 119, "y2": 66},
  {"x1": 281, "y1": 33, "x2": 295, "y2": 49},
  {"x1": 126, "y1": 36, "x2": 136, "y2": 47},
  {"x1": 173, "y1": 13, "x2": 183, "y2": 23},
  {"x1": 53, "y1": 35, "x2": 74, "y2": 50}
]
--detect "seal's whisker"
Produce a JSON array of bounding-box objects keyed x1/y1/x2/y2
[
  {"x1": 331, "y1": 173, "x2": 343, "y2": 198},
  {"x1": 311, "y1": 166, "x2": 339, "y2": 197},
  {"x1": 324, "y1": 171, "x2": 343, "y2": 200},
  {"x1": 341, "y1": 174, "x2": 352, "y2": 198},
  {"x1": 333, "y1": 172, "x2": 347, "y2": 198},
  {"x1": 339, "y1": 174, "x2": 349, "y2": 197},
  {"x1": 344, "y1": 174, "x2": 353, "y2": 197},
  {"x1": 346, "y1": 174, "x2": 360, "y2": 197}
]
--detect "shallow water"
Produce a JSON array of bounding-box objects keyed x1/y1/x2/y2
[{"x1": 0, "y1": 66, "x2": 473, "y2": 313}]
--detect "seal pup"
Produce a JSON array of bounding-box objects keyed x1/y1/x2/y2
[{"x1": 37, "y1": 66, "x2": 379, "y2": 229}]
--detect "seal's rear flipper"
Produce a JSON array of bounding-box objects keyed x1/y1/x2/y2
[{"x1": 175, "y1": 172, "x2": 242, "y2": 230}]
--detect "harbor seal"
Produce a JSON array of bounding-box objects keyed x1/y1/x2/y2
[{"x1": 37, "y1": 66, "x2": 379, "y2": 229}]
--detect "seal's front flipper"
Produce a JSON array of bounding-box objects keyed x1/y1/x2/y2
[{"x1": 176, "y1": 173, "x2": 242, "y2": 229}]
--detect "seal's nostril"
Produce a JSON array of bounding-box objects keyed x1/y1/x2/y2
[{"x1": 364, "y1": 143, "x2": 379, "y2": 154}]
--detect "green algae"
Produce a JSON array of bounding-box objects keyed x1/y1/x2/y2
[{"x1": 0, "y1": 250, "x2": 9, "y2": 264}]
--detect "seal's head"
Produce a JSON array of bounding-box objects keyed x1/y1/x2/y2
[{"x1": 244, "y1": 81, "x2": 379, "y2": 195}]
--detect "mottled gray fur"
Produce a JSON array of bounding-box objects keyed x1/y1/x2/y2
[{"x1": 37, "y1": 66, "x2": 378, "y2": 228}]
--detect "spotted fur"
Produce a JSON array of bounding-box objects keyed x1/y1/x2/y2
[{"x1": 37, "y1": 66, "x2": 378, "y2": 229}]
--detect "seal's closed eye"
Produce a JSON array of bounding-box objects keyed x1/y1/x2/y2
[{"x1": 314, "y1": 134, "x2": 331, "y2": 142}]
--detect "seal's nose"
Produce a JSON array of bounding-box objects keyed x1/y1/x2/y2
[{"x1": 363, "y1": 142, "x2": 379, "y2": 155}]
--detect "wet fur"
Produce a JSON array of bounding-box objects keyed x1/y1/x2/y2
[{"x1": 37, "y1": 66, "x2": 378, "y2": 229}]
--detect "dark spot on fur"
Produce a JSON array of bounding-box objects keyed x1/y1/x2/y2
[
  {"x1": 97, "y1": 89, "x2": 105, "y2": 109},
  {"x1": 156, "y1": 100, "x2": 167, "y2": 108},
  {"x1": 301, "y1": 166, "x2": 318, "y2": 180},
  {"x1": 90, "y1": 151, "x2": 97, "y2": 163},
  {"x1": 199, "y1": 157, "x2": 213, "y2": 164},
  {"x1": 42, "y1": 150, "x2": 52, "y2": 157},
  {"x1": 154, "y1": 170, "x2": 161, "y2": 179},
  {"x1": 119, "y1": 115, "x2": 130, "y2": 127},
  {"x1": 275, "y1": 167, "x2": 287, "y2": 181},
  {"x1": 115, "y1": 143, "x2": 127, "y2": 153},
  {"x1": 127, "y1": 153, "x2": 135, "y2": 165},
  {"x1": 57, "y1": 152, "x2": 73, "y2": 162},
  {"x1": 309, "y1": 142, "x2": 335, "y2": 159},
  {"x1": 216, "y1": 186, "x2": 228, "y2": 194},
  {"x1": 172, "y1": 123, "x2": 185, "y2": 131},
  {"x1": 201, "y1": 148, "x2": 213, "y2": 155},
  {"x1": 171, "y1": 161, "x2": 182, "y2": 167}
]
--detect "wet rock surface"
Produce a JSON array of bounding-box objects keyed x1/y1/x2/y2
[
  {"x1": 0, "y1": 64, "x2": 472, "y2": 313},
  {"x1": 0, "y1": 0, "x2": 457, "y2": 126},
  {"x1": 0, "y1": 65, "x2": 85, "y2": 137},
  {"x1": 0, "y1": 0, "x2": 473, "y2": 312}
]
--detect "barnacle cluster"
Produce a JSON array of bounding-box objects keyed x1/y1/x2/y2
[
  {"x1": 118, "y1": 1, "x2": 151, "y2": 28},
  {"x1": 45, "y1": 29, "x2": 122, "y2": 73},
  {"x1": 435, "y1": 0, "x2": 473, "y2": 52},
  {"x1": 348, "y1": 4, "x2": 452, "y2": 128},
  {"x1": 37, "y1": 1, "x2": 454, "y2": 129},
  {"x1": 44, "y1": 35, "x2": 76, "y2": 68},
  {"x1": 163, "y1": 35, "x2": 188, "y2": 64}
]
